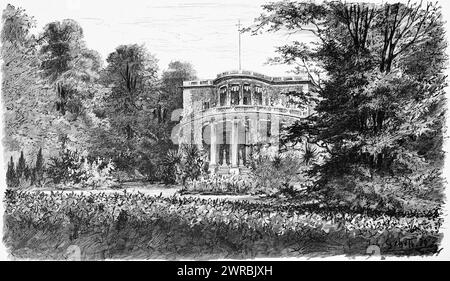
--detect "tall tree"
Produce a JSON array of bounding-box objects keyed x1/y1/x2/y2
[
  {"x1": 16, "y1": 150, "x2": 26, "y2": 179},
  {"x1": 34, "y1": 147, "x2": 44, "y2": 185},
  {"x1": 1, "y1": 4, "x2": 58, "y2": 161},
  {"x1": 92, "y1": 44, "x2": 160, "y2": 174},
  {"x1": 6, "y1": 156, "x2": 16, "y2": 187},
  {"x1": 251, "y1": 0, "x2": 447, "y2": 208},
  {"x1": 39, "y1": 19, "x2": 104, "y2": 152},
  {"x1": 161, "y1": 61, "x2": 197, "y2": 115},
  {"x1": 152, "y1": 61, "x2": 197, "y2": 182}
]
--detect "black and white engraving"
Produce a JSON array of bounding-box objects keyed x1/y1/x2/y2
[{"x1": 0, "y1": 0, "x2": 448, "y2": 260}]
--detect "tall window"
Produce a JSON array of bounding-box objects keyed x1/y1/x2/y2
[
  {"x1": 219, "y1": 86, "x2": 227, "y2": 106},
  {"x1": 254, "y1": 86, "x2": 263, "y2": 105},
  {"x1": 243, "y1": 84, "x2": 251, "y2": 105},
  {"x1": 230, "y1": 84, "x2": 240, "y2": 105}
]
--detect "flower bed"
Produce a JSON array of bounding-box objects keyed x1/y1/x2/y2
[
  {"x1": 3, "y1": 190, "x2": 443, "y2": 259},
  {"x1": 180, "y1": 174, "x2": 258, "y2": 195}
]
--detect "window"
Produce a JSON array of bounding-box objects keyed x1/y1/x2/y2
[
  {"x1": 243, "y1": 84, "x2": 251, "y2": 105},
  {"x1": 219, "y1": 86, "x2": 227, "y2": 106},
  {"x1": 254, "y1": 86, "x2": 263, "y2": 105},
  {"x1": 230, "y1": 84, "x2": 240, "y2": 105}
]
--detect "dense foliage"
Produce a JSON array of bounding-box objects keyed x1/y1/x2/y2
[
  {"x1": 2, "y1": 4, "x2": 198, "y2": 184},
  {"x1": 251, "y1": 0, "x2": 447, "y2": 207},
  {"x1": 1, "y1": 5, "x2": 59, "y2": 161},
  {"x1": 250, "y1": 148, "x2": 310, "y2": 195},
  {"x1": 175, "y1": 144, "x2": 209, "y2": 186},
  {"x1": 3, "y1": 190, "x2": 442, "y2": 259},
  {"x1": 46, "y1": 149, "x2": 117, "y2": 189},
  {"x1": 1, "y1": 1, "x2": 447, "y2": 259}
]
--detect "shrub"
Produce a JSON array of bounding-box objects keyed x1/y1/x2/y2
[
  {"x1": 250, "y1": 148, "x2": 307, "y2": 196},
  {"x1": 46, "y1": 149, "x2": 116, "y2": 189},
  {"x1": 182, "y1": 173, "x2": 258, "y2": 195},
  {"x1": 299, "y1": 142, "x2": 320, "y2": 166},
  {"x1": 157, "y1": 149, "x2": 181, "y2": 185},
  {"x1": 79, "y1": 158, "x2": 117, "y2": 189},
  {"x1": 175, "y1": 144, "x2": 208, "y2": 186},
  {"x1": 315, "y1": 170, "x2": 443, "y2": 214},
  {"x1": 47, "y1": 149, "x2": 85, "y2": 185}
]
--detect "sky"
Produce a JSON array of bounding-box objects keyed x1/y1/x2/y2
[{"x1": 4, "y1": 0, "x2": 320, "y2": 79}]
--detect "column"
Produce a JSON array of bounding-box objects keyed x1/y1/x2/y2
[
  {"x1": 262, "y1": 88, "x2": 266, "y2": 106},
  {"x1": 239, "y1": 83, "x2": 243, "y2": 105},
  {"x1": 231, "y1": 119, "x2": 239, "y2": 167},
  {"x1": 210, "y1": 121, "x2": 217, "y2": 167},
  {"x1": 244, "y1": 116, "x2": 250, "y2": 165},
  {"x1": 249, "y1": 113, "x2": 258, "y2": 145},
  {"x1": 193, "y1": 119, "x2": 203, "y2": 150},
  {"x1": 270, "y1": 115, "x2": 280, "y2": 154},
  {"x1": 226, "y1": 84, "x2": 231, "y2": 106}
]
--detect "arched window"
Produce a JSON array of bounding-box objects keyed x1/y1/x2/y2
[
  {"x1": 219, "y1": 86, "x2": 227, "y2": 106},
  {"x1": 254, "y1": 86, "x2": 263, "y2": 105},
  {"x1": 230, "y1": 84, "x2": 240, "y2": 105},
  {"x1": 243, "y1": 84, "x2": 251, "y2": 105}
]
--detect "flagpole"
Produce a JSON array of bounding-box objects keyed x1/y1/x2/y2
[{"x1": 237, "y1": 19, "x2": 242, "y2": 71}]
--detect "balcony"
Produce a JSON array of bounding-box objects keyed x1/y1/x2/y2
[
  {"x1": 181, "y1": 105, "x2": 308, "y2": 125},
  {"x1": 182, "y1": 70, "x2": 310, "y2": 88},
  {"x1": 215, "y1": 70, "x2": 309, "y2": 83},
  {"x1": 183, "y1": 80, "x2": 213, "y2": 87}
]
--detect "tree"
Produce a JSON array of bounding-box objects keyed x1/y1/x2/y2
[
  {"x1": 161, "y1": 61, "x2": 197, "y2": 115},
  {"x1": 39, "y1": 19, "x2": 86, "y2": 82},
  {"x1": 145, "y1": 61, "x2": 199, "y2": 182},
  {"x1": 6, "y1": 156, "x2": 17, "y2": 187},
  {"x1": 16, "y1": 150, "x2": 26, "y2": 179},
  {"x1": 92, "y1": 44, "x2": 161, "y2": 175},
  {"x1": 251, "y1": 0, "x2": 447, "y2": 209},
  {"x1": 39, "y1": 18, "x2": 104, "y2": 152},
  {"x1": 1, "y1": 4, "x2": 58, "y2": 161},
  {"x1": 35, "y1": 147, "x2": 44, "y2": 185}
]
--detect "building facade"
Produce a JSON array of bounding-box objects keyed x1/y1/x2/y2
[{"x1": 178, "y1": 70, "x2": 314, "y2": 174}]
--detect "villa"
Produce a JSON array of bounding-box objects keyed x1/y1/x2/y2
[{"x1": 178, "y1": 69, "x2": 315, "y2": 174}]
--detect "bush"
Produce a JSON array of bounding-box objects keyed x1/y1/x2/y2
[
  {"x1": 175, "y1": 144, "x2": 208, "y2": 186},
  {"x1": 157, "y1": 149, "x2": 181, "y2": 185},
  {"x1": 250, "y1": 148, "x2": 308, "y2": 196},
  {"x1": 46, "y1": 149, "x2": 117, "y2": 189},
  {"x1": 182, "y1": 174, "x2": 258, "y2": 195},
  {"x1": 79, "y1": 158, "x2": 117, "y2": 189},
  {"x1": 316, "y1": 169, "x2": 443, "y2": 214},
  {"x1": 47, "y1": 149, "x2": 85, "y2": 185},
  {"x1": 179, "y1": 147, "x2": 315, "y2": 196}
]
